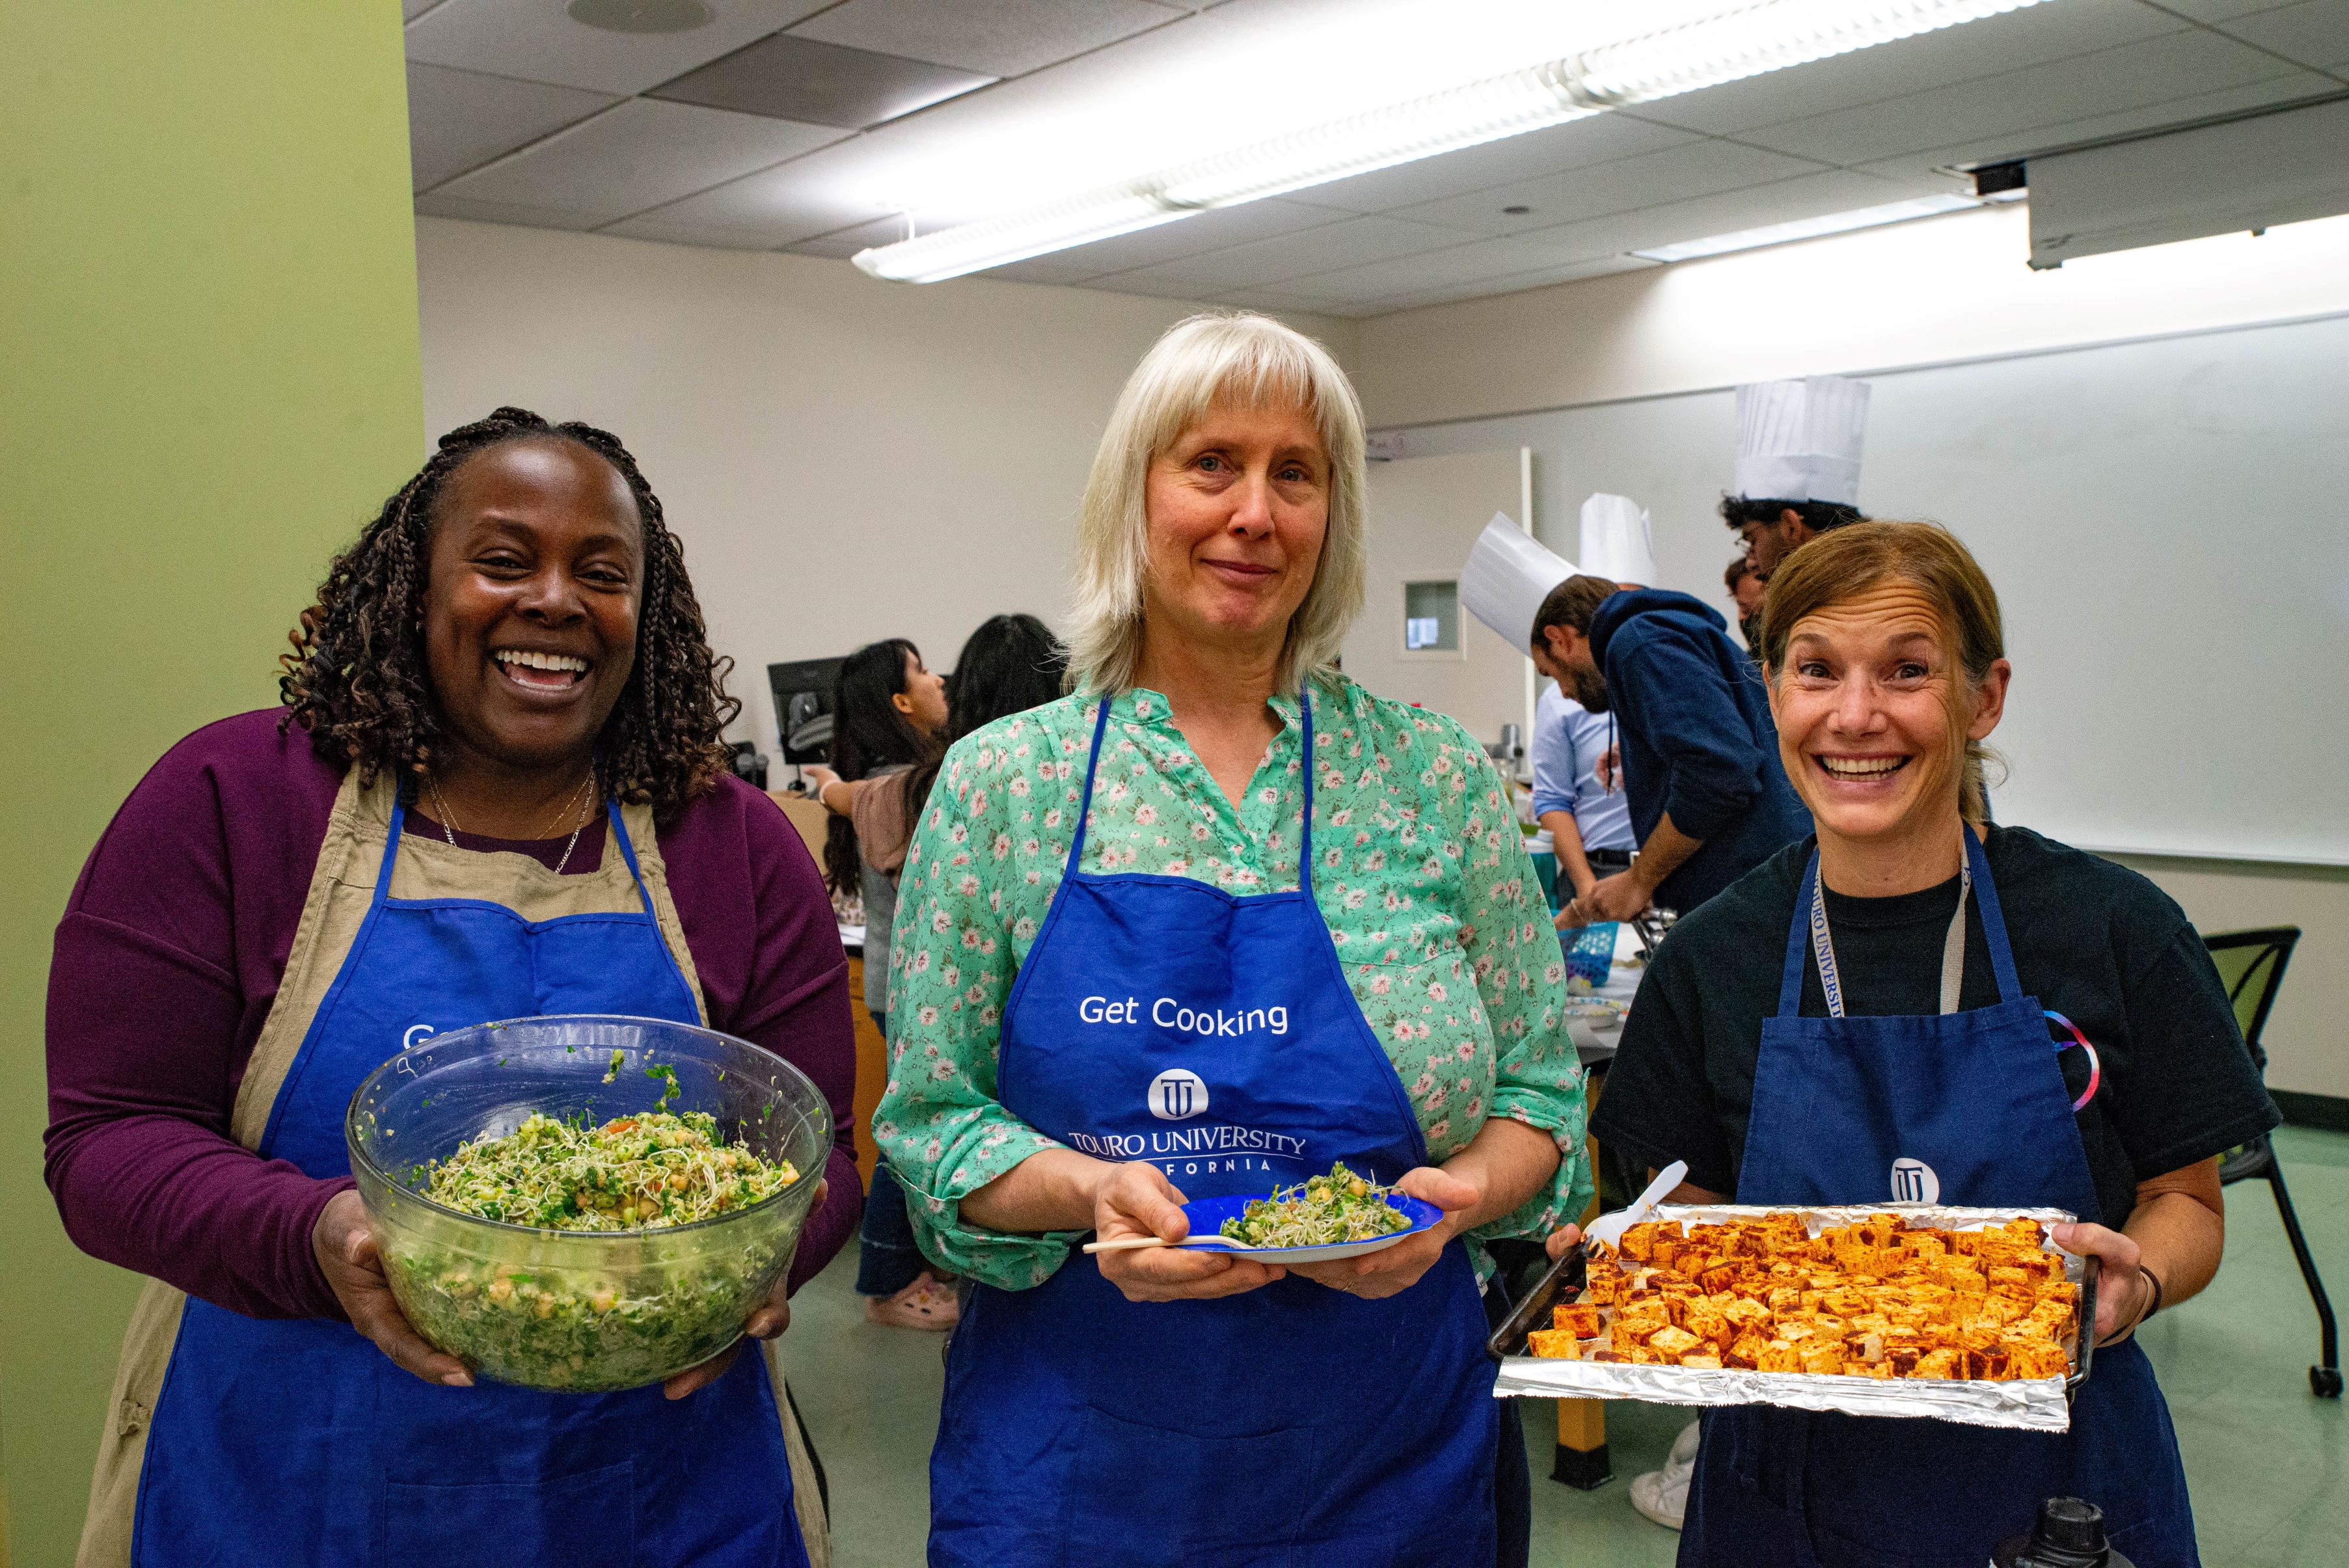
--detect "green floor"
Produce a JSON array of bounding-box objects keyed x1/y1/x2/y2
[{"x1": 787, "y1": 1126, "x2": 2348, "y2": 1566}]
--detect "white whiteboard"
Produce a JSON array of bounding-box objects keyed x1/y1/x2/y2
[{"x1": 1392, "y1": 314, "x2": 2349, "y2": 865}]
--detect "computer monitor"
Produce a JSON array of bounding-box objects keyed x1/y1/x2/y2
[{"x1": 767, "y1": 656, "x2": 843, "y2": 765}]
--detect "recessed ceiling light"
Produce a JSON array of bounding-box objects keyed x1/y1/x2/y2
[
  {"x1": 567, "y1": 0, "x2": 711, "y2": 34},
  {"x1": 1631, "y1": 193, "x2": 1981, "y2": 263}
]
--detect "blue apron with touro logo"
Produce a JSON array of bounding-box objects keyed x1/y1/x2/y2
[
  {"x1": 1679, "y1": 830, "x2": 2197, "y2": 1568},
  {"x1": 926, "y1": 688, "x2": 1497, "y2": 1567},
  {"x1": 133, "y1": 797, "x2": 808, "y2": 1568}
]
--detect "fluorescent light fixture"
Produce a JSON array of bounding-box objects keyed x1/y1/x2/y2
[
  {"x1": 1633, "y1": 192, "x2": 1983, "y2": 262},
  {"x1": 855, "y1": 0, "x2": 2052, "y2": 282}
]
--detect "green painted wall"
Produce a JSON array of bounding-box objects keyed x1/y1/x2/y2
[{"x1": 0, "y1": 6, "x2": 424, "y2": 1560}]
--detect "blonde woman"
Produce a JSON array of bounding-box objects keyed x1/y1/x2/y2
[
  {"x1": 874, "y1": 314, "x2": 1592, "y2": 1565},
  {"x1": 1590, "y1": 522, "x2": 2275, "y2": 1566}
]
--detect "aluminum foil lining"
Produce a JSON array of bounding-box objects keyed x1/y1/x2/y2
[{"x1": 1493, "y1": 1202, "x2": 2085, "y2": 1433}]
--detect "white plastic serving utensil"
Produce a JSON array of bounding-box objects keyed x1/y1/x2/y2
[
  {"x1": 1584, "y1": 1160, "x2": 1689, "y2": 1251},
  {"x1": 1081, "y1": 1234, "x2": 1248, "y2": 1254}
]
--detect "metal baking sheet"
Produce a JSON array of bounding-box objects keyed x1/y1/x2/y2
[{"x1": 1490, "y1": 1203, "x2": 2095, "y2": 1433}]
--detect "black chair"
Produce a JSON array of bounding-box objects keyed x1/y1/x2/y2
[{"x1": 2203, "y1": 927, "x2": 2341, "y2": 1398}]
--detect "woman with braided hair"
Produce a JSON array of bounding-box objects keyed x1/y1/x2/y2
[{"x1": 48, "y1": 409, "x2": 857, "y2": 1566}]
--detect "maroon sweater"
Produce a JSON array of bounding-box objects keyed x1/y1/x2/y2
[{"x1": 46, "y1": 710, "x2": 861, "y2": 1321}]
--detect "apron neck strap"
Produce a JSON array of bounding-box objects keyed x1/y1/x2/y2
[
  {"x1": 1781, "y1": 828, "x2": 2018, "y2": 1020},
  {"x1": 1063, "y1": 686, "x2": 1316, "y2": 884},
  {"x1": 1297, "y1": 683, "x2": 1316, "y2": 887},
  {"x1": 1064, "y1": 694, "x2": 1118, "y2": 878}
]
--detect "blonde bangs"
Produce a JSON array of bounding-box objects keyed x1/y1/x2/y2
[{"x1": 1067, "y1": 312, "x2": 1366, "y2": 696}]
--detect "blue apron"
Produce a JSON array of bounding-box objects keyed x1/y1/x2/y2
[
  {"x1": 927, "y1": 690, "x2": 1497, "y2": 1568},
  {"x1": 133, "y1": 796, "x2": 808, "y2": 1568},
  {"x1": 1679, "y1": 830, "x2": 2197, "y2": 1568}
]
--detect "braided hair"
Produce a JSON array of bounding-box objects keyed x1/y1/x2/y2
[{"x1": 278, "y1": 407, "x2": 739, "y2": 817}]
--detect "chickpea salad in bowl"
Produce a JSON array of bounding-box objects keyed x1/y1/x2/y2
[{"x1": 348, "y1": 1016, "x2": 832, "y2": 1393}]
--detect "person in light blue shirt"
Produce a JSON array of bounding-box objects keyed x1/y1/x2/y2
[{"x1": 1530, "y1": 679, "x2": 1635, "y2": 906}]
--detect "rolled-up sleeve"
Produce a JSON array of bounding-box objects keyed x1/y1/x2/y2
[
  {"x1": 1528, "y1": 689, "x2": 1578, "y2": 822},
  {"x1": 1430, "y1": 721, "x2": 1595, "y2": 1249},
  {"x1": 1619, "y1": 625, "x2": 1764, "y2": 843},
  {"x1": 871, "y1": 735, "x2": 1077, "y2": 1290}
]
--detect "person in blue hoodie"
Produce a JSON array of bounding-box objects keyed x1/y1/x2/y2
[{"x1": 1535, "y1": 573, "x2": 1810, "y2": 926}]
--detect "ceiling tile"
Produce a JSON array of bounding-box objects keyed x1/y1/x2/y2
[
  {"x1": 1101, "y1": 215, "x2": 1480, "y2": 292},
  {"x1": 405, "y1": 0, "x2": 830, "y2": 95},
  {"x1": 791, "y1": 0, "x2": 1181, "y2": 79},
  {"x1": 1625, "y1": 0, "x2": 2184, "y2": 137},
  {"x1": 647, "y1": 31, "x2": 994, "y2": 128},
  {"x1": 406, "y1": 62, "x2": 618, "y2": 192},
  {"x1": 603, "y1": 159, "x2": 894, "y2": 247},
  {"x1": 783, "y1": 215, "x2": 906, "y2": 258},
  {"x1": 1027, "y1": 198, "x2": 1350, "y2": 278},
  {"x1": 1847, "y1": 70, "x2": 2338, "y2": 180},
  {"x1": 1736, "y1": 26, "x2": 2307, "y2": 165},
  {"x1": 1390, "y1": 138, "x2": 1828, "y2": 237},
  {"x1": 413, "y1": 189, "x2": 605, "y2": 231},
  {"x1": 2215, "y1": 2, "x2": 2349, "y2": 72},
  {"x1": 1261, "y1": 232, "x2": 1655, "y2": 306},
  {"x1": 1350, "y1": 257, "x2": 1660, "y2": 316},
  {"x1": 2152, "y1": 1, "x2": 2302, "y2": 21},
  {"x1": 1269, "y1": 167, "x2": 1937, "y2": 303},
  {"x1": 432, "y1": 97, "x2": 843, "y2": 226},
  {"x1": 966, "y1": 252, "x2": 1109, "y2": 285},
  {"x1": 1301, "y1": 113, "x2": 1702, "y2": 215}
]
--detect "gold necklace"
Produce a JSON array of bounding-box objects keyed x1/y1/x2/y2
[{"x1": 425, "y1": 770, "x2": 599, "y2": 874}]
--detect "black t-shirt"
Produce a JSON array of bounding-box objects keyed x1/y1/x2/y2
[{"x1": 1590, "y1": 826, "x2": 2278, "y2": 1228}]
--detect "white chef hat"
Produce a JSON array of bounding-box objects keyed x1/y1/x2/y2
[
  {"x1": 1462, "y1": 512, "x2": 1576, "y2": 650},
  {"x1": 1733, "y1": 375, "x2": 1871, "y2": 507},
  {"x1": 1579, "y1": 493, "x2": 1654, "y2": 586}
]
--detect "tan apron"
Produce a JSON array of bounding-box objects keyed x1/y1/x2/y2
[{"x1": 75, "y1": 770, "x2": 830, "y2": 1567}]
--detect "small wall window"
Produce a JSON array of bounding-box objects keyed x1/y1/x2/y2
[{"x1": 1403, "y1": 580, "x2": 1460, "y2": 654}]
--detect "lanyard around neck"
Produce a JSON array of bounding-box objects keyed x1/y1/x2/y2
[{"x1": 1810, "y1": 835, "x2": 1972, "y2": 1019}]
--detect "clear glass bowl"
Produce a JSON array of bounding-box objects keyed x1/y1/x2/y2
[{"x1": 347, "y1": 1014, "x2": 832, "y2": 1393}]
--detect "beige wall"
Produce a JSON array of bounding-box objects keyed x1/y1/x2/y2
[
  {"x1": 416, "y1": 218, "x2": 1357, "y2": 759},
  {"x1": 1351, "y1": 202, "x2": 2349, "y2": 1103}
]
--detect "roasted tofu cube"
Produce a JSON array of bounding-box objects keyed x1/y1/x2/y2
[
  {"x1": 1525, "y1": 1329, "x2": 1580, "y2": 1360},
  {"x1": 1800, "y1": 1342, "x2": 1846, "y2": 1375},
  {"x1": 1916, "y1": 1348, "x2": 1962, "y2": 1379},
  {"x1": 1683, "y1": 1303, "x2": 1732, "y2": 1350},
  {"x1": 2002, "y1": 1339, "x2": 2071, "y2": 1380},
  {"x1": 1758, "y1": 1340, "x2": 1802, "y2": 1373},
  {"x1": 1615, "y1": 1300, "x2": 1672, "y2": 1339},
  {"x1": 1553, "y1": 1303, "x2": 1606, "y2": 1338},
  {"x1": 1963, "y1": 1346, "x2": 2013, "y2": 1381},
  {"x1": 1618, "y1": 1223, "x2": 1661, "y2": 1263},
  {"x1": 1680, "y1": 1354, "x2": 1724, "y2": 1370},
  {"x1": 1649, "y1": 1325, "x2": 1703, "y2": 1359}
]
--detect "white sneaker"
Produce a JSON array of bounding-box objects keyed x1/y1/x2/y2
[{"x1": 1628, "y1": 1419, "x2": 1701, "y2": 1531}]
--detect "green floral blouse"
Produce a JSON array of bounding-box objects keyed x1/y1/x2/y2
[{"x1": 873, "y1": 674, "x2": 1594, "y2": 1290}]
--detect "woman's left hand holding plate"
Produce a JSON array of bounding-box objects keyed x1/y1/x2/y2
[
  {"x1": 1286, "y1": 1165, "x2": 1483, "y2": 1301},
  {"x1": 1093, "y1": 1162, "x2": 1288, "y2": 1303}
]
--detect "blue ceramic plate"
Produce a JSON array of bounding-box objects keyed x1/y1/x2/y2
[{"x1": 1174, "y1": 1191, "x2": 1443, "y2": 1265}]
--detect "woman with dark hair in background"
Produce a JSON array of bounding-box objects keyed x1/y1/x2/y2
[
  {"x1": 803, "y1": 638, "x2": 955, "y2": 1327},
  {"x1": 808, "y1": 620, "x2": 1066, "y2": 1329}
]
